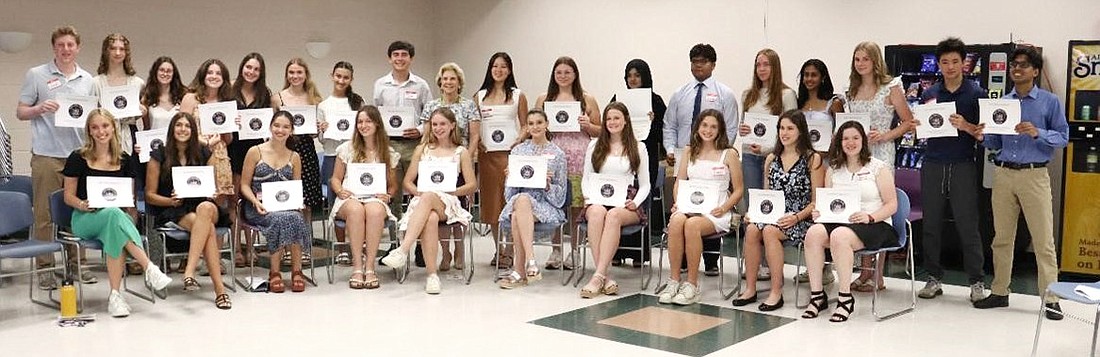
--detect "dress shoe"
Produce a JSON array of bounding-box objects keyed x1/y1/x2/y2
[
  {"x1": 731, "y1": 294, "x2": 758, "y2": 307},
  {"x1": 758, "y1": 296, "x2": 785, "y2": 312},
  {"x1": 1045, "y1": 302, "x2": 1064, "y2": 321},
  {"x1": 973, "y1": 294, "x2": 1009, "y2": 309}
]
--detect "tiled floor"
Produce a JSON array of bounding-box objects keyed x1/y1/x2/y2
[{"x1": 0, "y1": 230, "x2": 1093, "y2": 356}]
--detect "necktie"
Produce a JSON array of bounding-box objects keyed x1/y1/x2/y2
[
  {"x1": 692, "y1": 82, "x2": 704, "y2": 126},
  {"x1": 0, "y1": 117, "x2": 11, "y2": 179}
]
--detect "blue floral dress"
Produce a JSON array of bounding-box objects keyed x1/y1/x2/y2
[
  {"x1": 754, "y1": 154, "x2": 813, "y2": 242},
  {"x1": 499, "y1": 140, "x2": 568, "y2": 225},
  {"x1": 243, "y1": 157, "x2": 311, "y2": 251}
]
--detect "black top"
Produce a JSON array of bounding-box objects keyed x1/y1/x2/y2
[
  {"x1": 610, "y1": 92, "x2": 667, "y2": 191},
  {"x1": 228, "y1": 98, "x2": 268, "y2": 174},
  {"x1": 146, "y1": 146, "x2": 212, "y2": 218},
  {"x1": 919, "y1": 80, "x2": 988, "y2": 163},
  {"x1": 61, "y1": 150, "x2": 134, "y2": 200}
]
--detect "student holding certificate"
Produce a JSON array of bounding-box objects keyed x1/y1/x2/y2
[
  {"x1": 802, "y1": 121, "x2": 898, "y2": 323},
  {"x1": 144, "y1": 112, "x2": 230, "y2": 309},
  {"x1": 62, "y1": 109, "x2": 173, "y2": 317},
  {"x1": 273, "y1": 58, "x2": 326, "y2": 231},
  {"x1": 660, "y1": 109, "x2": 744, "y2": 305},
  {"x1": 93, "y1": 33, "x2": 145, "y2": 155},
  {"x1": 733, "y1": 110, "x2": 824, "y2": 311},
  {"x1": 382, "y1": 108, "x2": 476, "y2": 295},
  {"x1": 473, "y1": 52, "x2": 529, "y2": 269},
  {"x1": 844, "y1": 42, "x2": 915, "y2": 169},
  {"x1": 329, "y1": 106, "x2": 399, "y2": 290},
  {"x1": 535, "y1": 56, "x2": 602, "y2": 270},
  {"x1": 180, "y1": 59, "x2": 236, "y2": 202},
  {"x1": 797, "y1": 59, "x2": 845, "y2": 153},
  {"x1": 229, "y1": 53, "x2": 277, "y2": 268},
  {"x1": 496, "y1": 109, "x2": 567, "y2": 289},
  {"x1": 240, "y1": 111, "x2": 312, "y2": 293},
  {"x1": 319, "y1": 61, "x2": 366, "y2": 267},
  {"x1": 577, "y1": 102, "x2": 649, "y2": 299},
  {"x1": 140, "y1": 56, "x2": 185, "y2": 132}
]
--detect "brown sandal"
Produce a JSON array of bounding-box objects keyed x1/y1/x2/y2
[
  {"x1": 291, "y1": 270, "x2": 306, "y2": 293},
  {"x1": 363, "y1": 271, "x2": 380, "y2": 289},
  {"x1": 215, "y1": 293, "x2": 232, "y2": 310},
  {"x1": 269, "y1": 271, "x2": 285, "y2": 293}
]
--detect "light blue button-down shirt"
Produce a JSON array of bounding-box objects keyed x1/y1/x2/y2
[
  {"x1": 662, "y1": 76, "x2": 739, "y2": 153},
  {"x1": 19, "y1": 60, "x2": 93, "y2": 158},
  {"x1": 982, "y1": 86, "x2": 1069, "y2": 163}
]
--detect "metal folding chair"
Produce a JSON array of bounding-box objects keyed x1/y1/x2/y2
[
  {"x1": 574, "y1": 191, "x2": 655, "y2": 291},
  {"x1": 852, "y1": 188, "x2": 916, "y2": 321},
  {"x1": 143, "y1": 210, "x2": 236, "y2": 294},
  {"x1": 495, "y1": 184, "x2": 574, "y2": 285},
  {"x1": 1032, "y1": 281, "x2": 1100, "y2": 357},
  {"x1": 232, "y1": 199, "x2": 317, "y2": 291}
]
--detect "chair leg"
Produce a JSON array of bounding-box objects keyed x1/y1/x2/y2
[
  {"x1": 1092, "y1": 304, "x2": 1100, "y2": 357},
  {"x1": 795, "y1": 243, "x2": 807, "y2": 308},
  {"x1": 1031, "y1": 290, "x2": 1049, "y2": 357},
  {"x1": 654, "y1": 232, "x2": 667, "y2": 294}
]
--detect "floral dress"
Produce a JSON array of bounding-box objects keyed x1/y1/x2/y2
[
  {"x1": 243, "y1": 156, "x2": 311, "y2": 251},
  {"x1": 753, "y1": 154, "x2": 813, "y2": 242},
  {"x1": 498, "y1": 140, "x2": 568, "y2": 225},
  {"x1": 846, "y1": 77, "x2": 902, "y2": 169}
]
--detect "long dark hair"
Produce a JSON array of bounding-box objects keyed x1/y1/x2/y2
[
  {"x1": 623, "y1": 59, "x2": 653, "y2": 88},
  {"x1": 526, "y1": 108, "x2": 553, "y2": 142},
  {"x1": 797, "y1": 59, "x2": 836, "y2": 109},
  {"x1": 688, "y1": 109, "x2": 733, "y2": 163},
  {"x1": 545, "y1": 56, "x2": 587, "y2": 113},
  {"x1": 772, "y1": 110, "x2": 817, "y2": 165},
  {"x1": 161, "y1": 112, "x2": 204, "y2": 181},
  {"x1": 477, "y1": 52, "x2": 517, "y2": 103},
  {"x1": 591, "y1": 102, "x2": 640, "y2": 174},
  {"x1": 333, "y1": 61, "x2": 364, "y2": 110},
  {"x1": 826, "y1": 120, "x2": 871, "y2": 170},
  {"x1": 189, "y1": 59, "x2": 233, "y2": 103},
  {"x1": 140, "y1": 56, "x2": 185, "y2": 108},
  {"x1": 232, "y1": 52, "x2": 272, "y2": 108}
]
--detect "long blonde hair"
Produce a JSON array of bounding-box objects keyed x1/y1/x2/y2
[
  {"x1": 743, "y1": 48, "x2": 789, "y2": 115},
  {"x1": 79, "y1": 109, "x2": 124, "y2": 166},
  {"x1": 847, "y1": 41, "x2": 893, "y2": 99},
  {"x1": 283, "y1": 58, "x2": 323, "y2": 105},
  {"x1": 421, "y1": 107, "x2": 463, "y2": 148}
]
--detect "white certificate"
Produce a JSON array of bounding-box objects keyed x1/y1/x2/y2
[
  {"x1": 815, "y1": 187, "x2": 861, "y2": 224},
  {"x1": 344, "y1": 163, "x2": 387, "y2": 196},
  {"x1": 619, "y1": 89, "x2": 652, "y2": 141},
  {"x1": 54, "y1": 93, "x2": 98, "y2": 128},
  {"x1": 283, "y1": 105, "x2": 318, "y2": 135},
  {"x1": 979, "y1": 98, "x2": 1022, "y2": 135},
  {"x1": 99, "y1": 84, "x2": 142, "y2": 118},
  {"x1": 583, "y1": 173, "x2": 632, "y2": 207},
  {"x1": 238, "y1": 108, "x2": 273, "y2": 140},
  {"x1": 806, "y1": 119, "x2": 833, "y2": 152},
  {"x1": 86, "y1": 176, "x2": 134, "y2": 208},
  {"x1": 482, "y1": 118, "x2": 518, "y2": 152},
  {"x1": 198, "y1": 101, "x2": 238, "y2": 135},
  {"x1": 835, "y1": 113, "x2": 871, "y2": 133},
  {"x1": 505, "y1": 155, "x2": 549, "y2": 189},
  {"x1": 171, "y1": 166, "x2": 216, "y2": 198},
  {"x1": 324, "y1": 110, "x2": 357, "y2": 141},
  {"x1": 742, "y1": 113, "x2": 779, "y2": 147},
  {"x1": 380, "y1": 106, "x2": 416, "y2": 137},
  {"x1": 416, "y1": 161, "x2": 459, "y2": 193},
  {"x1": 134, "y1": 127, "x2": 168, "y2": 163},
  {"x1": 913, "y1": 102, "x2": 958, "y2": 139},
  {"x1": 747, "y1": 189, "x2": 785, "y2": 224},
  {"x1": 545, "y1": 101, "x2": 582, "y2": 132},
  {"x1": 675, "y1": 179, "x2": 725, "y2": 214},
  {"x1": 261, "y1": 180, "x2": 303, "y2": 212}
]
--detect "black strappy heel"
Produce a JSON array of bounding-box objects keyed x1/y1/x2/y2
[
  {"x1": 802, "y1": 290, "x2": 829, "y2": 319},
  {"x1": 830, "y1": 292, "x2": 854, "y2": 323}
]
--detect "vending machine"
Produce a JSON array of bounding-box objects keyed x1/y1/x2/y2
[{"x1": 1059, "y1": 40, "x2": 1100, "y2": 277}]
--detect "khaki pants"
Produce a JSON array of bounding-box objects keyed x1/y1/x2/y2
[
  {"x1": 30, "y1": 154, "x2": 66, "y2": 267},
  {"x1": 989, "y1": 166, "x2": 1059, "y2": 302}
]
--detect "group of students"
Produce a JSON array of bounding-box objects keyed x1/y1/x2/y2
[{"x1": 17, "y1": 25, "x2": 1068, "y2": 323}]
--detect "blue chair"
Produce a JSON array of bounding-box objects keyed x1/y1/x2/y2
[
  {"x1": 143, "y1": 210, "x2": 236, "y2": 294},
  {"x1": 0, "y1": 175, "x2": 32, "y2": 196},
  {"x1": 574, "y1": 186, "x2": 655, "y2": 291},
  {"x1": 1031, "y1": 281, "x2": 1100, "y2": 356},
  {"x1": 232, "y1": 198, "x2": 318, "y2": 291},
  {"x1": 496, "y1": 184, "x2": 573, "y2": 285},
  {"x1": 0, "y1": 191, "x2": 65, "y2": 309},
  {"x1": 50, "y1": 190, "x2": 157, "y2": 311},
  {"x1": 852, "y1": 187, "x2": 916, "y2": 321},
  {"x1": 653, "y1": 179, "x2": 743, "y2": 300}
]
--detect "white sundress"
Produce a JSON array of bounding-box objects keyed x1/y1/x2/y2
[
  {"x1": 680, "y1": 148, "x2": 735, "y2": 233},
  {"x1": 397, "y1": 145, "x2": 473, "y2": 231},
  {"x1": 328, "y1": 142, "x2": 400, "y2": 222}
]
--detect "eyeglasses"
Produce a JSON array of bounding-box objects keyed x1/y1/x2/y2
[{"x1": 1009, "y1": 61, "x2": 1033, "y2": 69}]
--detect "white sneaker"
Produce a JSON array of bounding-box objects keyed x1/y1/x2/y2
[
  {"x1": 970, "y1": 281, "x2": 988, "y2": 302},
  {"x1": 381, "y1": 249, "x2": 407, "y2": 270},
  {"x1": 425, "y1": 274, "x2": 442, "y2": 294},
  {"x1": 658, "y1": 279, "x2": 681, "y2": 304},
  {"x1": 108, "y1": 290, "x2": 131, "y2": 318},
  {"x1": 144, "y1": 264, "x2": 172, "y2": 291},
  {"x1": 672, "y1": 282, "x2": 700, "y2": 305}
]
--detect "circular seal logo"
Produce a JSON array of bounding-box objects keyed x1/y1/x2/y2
[
  {"x1": 149, "y1": 139, "x2": 164, "y2": 152},
  {"x1": 249, "y1": 118, "x2": 263, "y2": 131},
  {"x1": 430, "y1": 171, "x2": 445, "y2": 184},
  {"x1": 359, "y1": 172, "x2": 373, "y2": 186},
  {"x1": 186, "y1": 176, "x2": 202, "y2": 187},
  {"x1": 293, "y1": 114, "x2": 306, "y2": 127},
  {"x1": 389, "y1": 115, "x2": 403, "y2": 128},
  {"x1": 600, "y1": 184, "x2": 615, "y2": 198},
  {"x1": 992, "y1": 109, "x2": 1007, "y2": 125},
  {"x1": 690, "y1": 191, "x2": 705, "y2": 205},
  {"x1": 337, "y1": 119, "x2": 350, "y2": 131},
  {"x1": 68, "y1": 104, "x2": 83, "y2": 119},
  {"x1": 112, "y1": 95, "x2": 127, "y2": 109},
  {"x1": 275, "y1": 190, "x2": 290, "y2": 203},
  {"x1": 753, "y1": 123, "x2": 767, "y2": 137},
  {"x1": 520, "y1": 165, "x2": 534, "y2": 179},
  {"x1": 809, "y1": 129, "x2": 821, "y2": 143},
  {"x1": 102, "y1": 188, "x2": 117, "y2": 201},
  {"x1": 212, "y1": 111, "x2": 226, "y2": 125},
  {"x1": 555, "y1": 110, "x2": 569, "y2": 124},
  {"x1": 829, "y1": 199, "x2": 846, "y2": 214},
  {"x1": 760, "y1": 199, "x2": 774, "y2": 215},
  {"x1": 928, "y1": 113, "x2": 944, "y2": 128},
  {"x1": 492, "y1": 130, "x2": 505, "y2": 143}
]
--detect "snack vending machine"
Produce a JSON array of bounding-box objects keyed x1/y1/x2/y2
[{"x1": 1059, "y1": 40, "x2": 1100, "y2": 276}]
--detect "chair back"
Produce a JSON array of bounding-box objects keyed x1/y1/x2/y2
[
  {"x1": 49, "y1": 189, "x2": 74, "y2": 230},
  {"x1": 0, "y1": 191, "x2": 33, "y2": 236},
  {"x1": 0, "y1": 175, "x2": 32, "y2": 197},
  {"x1": 892, "y1": 188, "x2": 911, "y2": 247}
]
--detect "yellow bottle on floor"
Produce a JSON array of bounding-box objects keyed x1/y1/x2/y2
[{"x1": 60, "y1": 279, "x2": 77, "y2": 318}]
